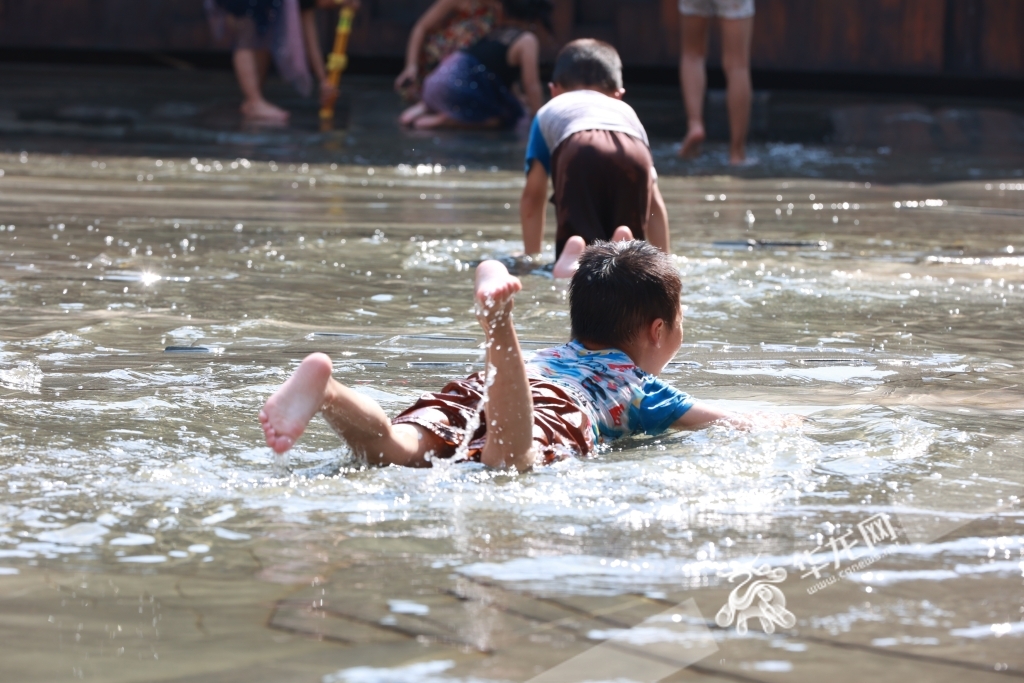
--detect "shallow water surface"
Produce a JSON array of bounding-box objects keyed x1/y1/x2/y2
[{"x1": 0, "y1": 151, "x2": 1022, "y2": 682}]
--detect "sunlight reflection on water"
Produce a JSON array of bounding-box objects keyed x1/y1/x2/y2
[{"x1": 0, "y1": 151, "x2": 1022, "y2": 680}]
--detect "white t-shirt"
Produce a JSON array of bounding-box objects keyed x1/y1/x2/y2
[{"x1": 525, "y1": 90, "x2": 651, "y2": 174}]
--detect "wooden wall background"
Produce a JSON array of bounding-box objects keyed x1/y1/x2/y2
[{"x1": 1, "y1": 0, "x2": 1022, "y2": 79}]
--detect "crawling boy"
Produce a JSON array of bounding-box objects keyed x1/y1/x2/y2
[
  {"x1": 260, "y1": 241, "x2": 753, "y2": 471},
  {"x1": 521, "y1": 39, "x2": 670, "y2": 278}
]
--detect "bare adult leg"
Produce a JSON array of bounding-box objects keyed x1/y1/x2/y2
[
  {"x1": 234, "y1": 48, "x2": 290, "y2": 121},
  {"x1": 474, "y1": 261, "x2": 535, "y2": 471},
  {"x1": 259, "y1": 353, "x2": 443, "y2": 467},
  {"x1": 720, "y1": 16, "x2": 754, "y2": 165},
  {"x1": 301, "y1": 8, "x2": 335, "y2": 102},
  {"x1": 256, "y1": 49, "x2": 271, "y2": 87},
  {"x1": 678, "y1": 14, "x2": 710, "y2": 158}
]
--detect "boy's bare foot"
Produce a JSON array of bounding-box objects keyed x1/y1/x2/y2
[
  {"x1": 554, "y1": 229, "x2": 632, "y2": 279},
  {"x1": 241, "y1": 98, "x2": 290, "y2": 122},
  {"x1": 612, "y1": 226, "x2": 634, "y2": 242},
  {"x1": 259, "y1": 353, "x2": 334, "y2": 453},
  {"x1": 475, "y1": 260, "x2": 522, "y2": 323},
  {"x1": 552, "y1": 236, "x2": 585, "y2": 279},
  {"x1": 398, "y1": 101, "x2": 428, "y2": 127},
  {"x1": 679, "y1": 124, "x2": 705, "y2": 158}
]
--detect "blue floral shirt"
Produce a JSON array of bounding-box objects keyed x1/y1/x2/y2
[{"x1": 527, "y1": 341, "x2": 694, "y2": 442}]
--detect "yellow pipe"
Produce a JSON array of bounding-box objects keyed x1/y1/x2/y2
[{"x1": 319, "y1": 5, "x2": 355, "y2": 123}]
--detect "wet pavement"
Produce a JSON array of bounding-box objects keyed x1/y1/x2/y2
[
  {"x1": 0, "y1": 62, "x2": 1023, "y2": 682},
  {"x1": 1, "y1": 63, "x2": 1023, "y2": 181}
]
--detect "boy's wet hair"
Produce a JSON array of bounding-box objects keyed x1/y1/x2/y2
[
  {"x1": 551, "y1": 39, "x2": 623, "y2": 92},
  {"x1": 502, "y1": 0, "x2": 554, "y2": 31},
  {"x1": 569, "y1": 241, "x2": 681, "y2": 349}
]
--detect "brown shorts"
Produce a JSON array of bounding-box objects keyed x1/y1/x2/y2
[
  {"x1": 551, "y1": 129, "x2": 655, "y2": 258},
  {"x1": 392, "y1": 372, "x2": 595, "y2": 465}
]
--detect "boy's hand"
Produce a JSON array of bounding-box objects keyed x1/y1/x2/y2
[{"x1": 715, "y1": 411, "x2": 807, "y2": 431}]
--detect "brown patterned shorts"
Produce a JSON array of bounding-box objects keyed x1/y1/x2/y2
[
  {"x1": 392, "y1": 373, "x2": 595, "y2": 465},
  {"x1": 551, "y1": 129, "x2": 656, "y2": 259}
]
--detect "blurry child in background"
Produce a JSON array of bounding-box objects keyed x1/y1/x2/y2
[
  {"x1": 394, "y1": 0, "x2": 498, "y2": 104},
  {"x1": 520, "y1": 39, "x2": 670, "y2": 277},
  {"x1": 399, "y1": 0, "x2": 552, "y2": 130},
  {"x1": 206, "y1": 0, "x2": 354, "y2": 122}
]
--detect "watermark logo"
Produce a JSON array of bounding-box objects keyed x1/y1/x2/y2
[
  {"x1": 712, "y1": 512, "x2": 906, "y2": 634},
  {"x1": 796, "y1": 512, "x2": 903, "y2": 595},
  {"x1": 858, "y1": 512, "x2": 899, "y2": 551},
  {"x1": 715, "y1": 562, "x2": 796, "y2": 635}
]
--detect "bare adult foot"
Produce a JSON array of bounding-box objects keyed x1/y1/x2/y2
[
  {"x1": 241, "y1": 98, "x2": 290, "y2": 122},
  {"x1": 679, "y1": 124, "x2": 706, "y2": 158},
  {"x1": 729, "y1": 147, "x2": 750, "y2": 166},
  {"x1": 399, "y1": 101, "x2": 428, "y2": 127},
  {"x1": 259, "y1": 353, "x2": 333, "y2": 453},
  {"x1": 552, "y1": 235, "x2": 585, "y2": 279},
  {"x1": 611, "y1": 226, "x2": 634, "y2": 242},
  {"x1": 475, "y1": 260, "x2": 522, "y2": 324}
]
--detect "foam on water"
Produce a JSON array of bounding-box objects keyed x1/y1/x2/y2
[{"x1": 323, "y1": 661, "x2": 502, "y2": 683}]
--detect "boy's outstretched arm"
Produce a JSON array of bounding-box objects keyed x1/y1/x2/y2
[
  {"x1": 646, "y1": 183, "x2": 671, "y2": 254},
  {"x1": 521, "y1": 161, "x2": 548, "y2": 256},
  {"x1": 671, "y1": 402, "x2": 746, "y2": 430},
  {"x1": 671, "y1": 402, "x2": 804, "y2": 431}
]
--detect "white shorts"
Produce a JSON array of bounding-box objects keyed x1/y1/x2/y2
[{"x1": 678, "y1": 0, "x2": 754, "y2": 19}]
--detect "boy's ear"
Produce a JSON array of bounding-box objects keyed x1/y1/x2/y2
[{"x1": 648, "y1": 318, "x2": 666, "y2": 346}]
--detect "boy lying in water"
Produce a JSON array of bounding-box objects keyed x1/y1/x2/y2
[{"x1": 260, "y1": 241, "x2": 768, "y2": 472}]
